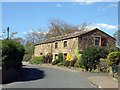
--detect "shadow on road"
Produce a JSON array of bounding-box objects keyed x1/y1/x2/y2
[{"x1": 0, "y1": 67, "x2": 45, "y2": 84}]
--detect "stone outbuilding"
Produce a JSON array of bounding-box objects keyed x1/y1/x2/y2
[{"x1": 34, "y1": 28, "x2": 116, "y2": 61}]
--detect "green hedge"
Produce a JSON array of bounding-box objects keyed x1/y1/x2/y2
[
  {"x1": 2, "y1": 40, "x2": 25, "y2": 69},
  {"x1": 31, "y1": 56, "x2": 44, "y2": 64},
  {"x1": 107, "y1": 51, "x2": 120, "y2": 66}
]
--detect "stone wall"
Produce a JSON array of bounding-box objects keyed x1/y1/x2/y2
[
  {"x1": 78, "y1": 30, "x2": 115, "y2": 50},
  {"x1": 34, "y1": 37, "x2": 78, "y2": 61},
  {"x1": 34, "y1": 29, "x2": 115, "y2": 61}
]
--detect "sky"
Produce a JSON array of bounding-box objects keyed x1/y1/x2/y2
[{"x1": 2, "y1": 1, "x2": 119, "y2": 39}]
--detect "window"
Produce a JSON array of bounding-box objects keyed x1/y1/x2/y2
[
  {"x1": 55, "y1": 54, "x2": 58, "y2": 60},
  {"x1": 40, "y1": 53, "x2": 43, "y2": 55},
  {"x1": 64, "y1": 41, "x2": 67, "y2": 47},
  {"x1": 101, "y1": 37, "x2": 107, "y2": 46},
  {"x1": 55, "y1": 43, "x2": 58, "y2": 49},
  {"x1": 94, "y1": 37, "x2": 101, "y2": 46}
]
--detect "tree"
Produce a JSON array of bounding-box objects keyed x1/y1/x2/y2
[
  {"x1": 81, "y1": 47, "x2": 100, "y2": 71},
  {"x1": 45, "y1": 19, "x2": 90, "y2": 39},
  {"x1": 114, "y1": 30, "x2": 120, "y2": 48},
  {"x1": 24, "y1": 29, "x2": 46, "y2": 44},
  {"x1": 23, "y1": 42, "x2": 34, "y2": 62}
]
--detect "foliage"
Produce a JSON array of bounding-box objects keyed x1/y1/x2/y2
[
  {"x1": 109, "y1": 47, "x2": 120, "y2": 53},
  {"x1": 2, "y1": 40, "x2": 25, "y2": 68},
  {"x1": 57, "y1": 62, "x2": 63, "y2": 66},
  {"x1": 52, "y1": 59, "x2": 60, "y2": 65},
  {"x1": 70, "y1": 58, "x2": 77, "y2": 67},
  {"x1": 52, "y1": 53, "x2": 63, "y2": 65},
  {"x1": 23, "y1": 42, "x2": 34, "y2": 62},
  {"x1": 98, "y1": 47, "x2": 109, "y2": 59},
  {"x1": 58, "y1": 53, "x2": 63, "y2": 62},
  {"x1": 74, "y1": 60, "x2": 79, "y2": 68},
  {"x1": 81, "y1": 46, "x2": 100, "y2": 71},
  {"x1": 107, "y1": 51, "x2": 120, "y2": 66},
  {"x1": 63, "y1": 60, "x2": 70, "y2": 67},
  {"x1": 43, "y1": 53, "x2": 53, "y2": 63},
  {"x1": 74, "y1": 48, "x2": 82, "y2": 60},
  {"x1": 31, "y1": 56, "x2": 44, "y2": 64},
  {"x1": 66, "y1": 53, "x2": 72, "y2": 61}
]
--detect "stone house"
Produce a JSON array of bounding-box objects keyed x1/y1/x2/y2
[{"x1": 34, "y1": 28, "x2": 116, "y2": 61}]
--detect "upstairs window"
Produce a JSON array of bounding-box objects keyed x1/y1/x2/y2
[
  {"x1": 94, "y1": 36, "x2": 101, "y2": 46},
  {"x1": 55, "y1": 42, "x2": 58, "y2": 49},
  {"x1": 64, "y1": 41, "x2": 67, "y2": 47},
  {"x1": 101, "y1": 37, "x2": 107, "y2": 46}
]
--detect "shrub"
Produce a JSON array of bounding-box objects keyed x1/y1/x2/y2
[
  {"x1": 52, "y1": 59, "x2": 60, "y2": 65},
  {"x1": 52, "y1": 53, "x2": 63, "y2": 65},
  {"x1": 81, "y1": 46, "x2": 100, "y2": 71},
  {"x1": 31, "y1": 56, "x2": 44, "y2": 64},
  {"x1": 23, "y1": 42, "x2": 34, "y2": 62},
  {"x1": 107, "y1": 51, "x2": 120, "y2": 66},
  {"x1": 63, "y1": 60, "x2": 70, "y2": 67},
  {"x1": 58, "y1": 53, "x2": 63, "y2": 63},
  {"x1": 57, "y1": 62, "x2": 63, "y2": 66},
  {"x1": 2, "y1": 40, "x2": 25, "y2": 69},
  {"x1": 109, "y1": 47, "x2": 120, "y2": 53},
  {"x1": 66, "y1": 53, "x2": 72, "y2": 61},
  {"x1": 74, "y1": 60, "x2": 79, "y2": 68},
  {"x1": 98, "y1": 47, "x2": 109, "y2": 59},
  {"x1": 70, "y1": 58, "x2": 77, "y2": 67}
]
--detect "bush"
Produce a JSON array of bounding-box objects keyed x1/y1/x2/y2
[
  {"x1": 52, "y1": 53, "x2": 63, "y2": 65},
  {"x1": 57, "y1": 62, "x2": 63, "y2": 66},
  {"x1": 70, "y1": 58, "x2": 77, "y2": 67},
  {"x1": 23, "y1": 42, "x2": 34, "y2": 62},
  {"x1": 52, "y1": 59, "x2": 60, "y2": 65},
  {"x1": 31, "y1": 56, "x2": 44, "y2": 64},
  {"x1": 107, "y1": 51, "x2": 120, "y2": 66},
  {"x1": 58, "y1": 53, "x2": 63, "y2": 63},
  {"x1": 43, "y1": 53, "x2": 53, "y2": 63},
  {"x1": 98, "y1": 47, "x2": 109, "y2": 59},
  {"x1": 81, "y1": 46, "x2": 100, "y2": 71},
  {"x1": 109, "y1": 47, "x2": 120, "y2": 53},
  {"x1": 63, "y1": 60, "x2": 70, "y2": 67},
  {"x1": 2, "y1": 40, "x2": 25, "y2": 69}
]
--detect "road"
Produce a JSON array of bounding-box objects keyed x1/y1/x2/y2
[{"x1": 2, "y1": 64, "x2": 104, "y2": 88}]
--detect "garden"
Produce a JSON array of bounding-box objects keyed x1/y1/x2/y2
[{"x1": 29, "y1": 46, "x2": 120, "y2": 78}]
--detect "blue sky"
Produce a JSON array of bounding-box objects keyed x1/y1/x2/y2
[{"x1": 2, "y1": 2, "x2": 118, "y2": 38}]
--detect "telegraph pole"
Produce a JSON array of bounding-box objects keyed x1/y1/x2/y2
[{"x1": 7, "y1": 27, "x2": 9, "y2": 40}]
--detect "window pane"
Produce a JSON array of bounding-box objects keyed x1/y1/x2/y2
[
  {"x1": 64, "y1": 41, "x2": 67, "y2": 47},
  {"x1": 55, "y1": 43, "x2": 58, "y2": 49},
  {"x1": 95, "y1": 37, "x2": 100, "y2": 46}
]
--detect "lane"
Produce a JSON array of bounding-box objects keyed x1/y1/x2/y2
[{"x1": 2, "y1": 65, "x2": 96, "y2": 88}]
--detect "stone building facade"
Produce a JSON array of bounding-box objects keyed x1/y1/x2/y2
[{"x1": 34, "y1": 28, "x2": 116, "y2": 61}]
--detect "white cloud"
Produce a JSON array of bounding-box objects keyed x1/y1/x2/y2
[
  {"x1": 23, "y1": 32, "x2": 27, "y2": 34},
  {"x1": 98, "y1": 3, "x2": 118, "y2": 11},
  {"x1": 56, "y1": 3, "x2": 62, "y2": 7},
  {"x1": 96, "y1": 23, "x2": 118, "y2": 30},
  {"x1": 74, "y1": 0, "x2": 119, "y2": 5}
]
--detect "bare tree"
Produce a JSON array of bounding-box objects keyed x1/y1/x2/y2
[
  {"x1": 46, "y1": 19, "x2": 91, "y2": 39},
  {"x1": 24, "y1": 29, "x2": 46, "y2": 44}
]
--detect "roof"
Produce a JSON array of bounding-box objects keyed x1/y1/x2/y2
[{"x1": 35, "y1": 28, "x2": 115, "y2": 46}]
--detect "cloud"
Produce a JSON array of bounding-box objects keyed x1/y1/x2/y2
[
  {"x1": 96, "y1": 23, "x2": 118, "y2": 30},
  {"x1": 74, "y1": 0, "x2": 119, "y2": 5},
  {"x1": 98, "y1": 3, "x2": 118, "y2": 11},
  {"x1": 23, "y1": 32, "x2": 27, "y2": 34},
  {"x1": 55, "y1": 3, "x2": 62, "y2": 7}
]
